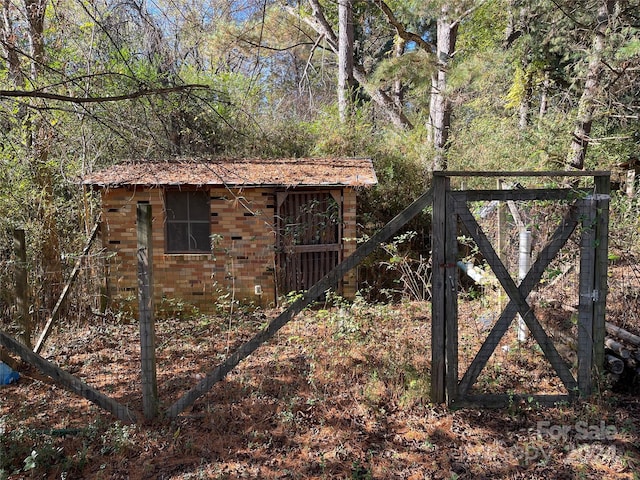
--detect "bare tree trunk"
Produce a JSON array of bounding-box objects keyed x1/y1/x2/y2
[
  {"x1": 288, "y1": 0, "x2": 413, "y2": 129},
  {"x1": 392, "y1": 37, "x2": 406, "y2": 109},
  {"x1": 24, "y1": 0, "x2": 46, "y2": 77},
  {"x1": 538, "y1": 70, "x2": 549, "y2": 122},
  {"x1": 566, "y1": 0, "x2": 615, "y2": 170},
  {"x1": 23, "y1": 0, "x2": 64, "y2": 313},
  {"x1": 338, "y1": 0, "x2": 354, "y2": 122},
  {"x1": 1, "y1": 0, "x2": 24, "y2": 85},
  {"x1": 519, "y1": 65, "x2": 532, "y2": 130},
  {"x1": 503, "y1": 0, "x2": 520, "y2": 48},
  {"x1": 430, "y1": 5, "x2": 458, "y2": 171},
  {"x1": 13, "y1": 229, "x2": 31, "y2": 348}
]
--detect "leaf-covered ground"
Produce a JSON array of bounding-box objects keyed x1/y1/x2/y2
[{"x1": 2, "y1": 275, "x2": 640, "y2": 480}]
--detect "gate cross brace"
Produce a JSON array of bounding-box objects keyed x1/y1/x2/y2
[{"x1": 454, "y1": 196, "x2": 583, "y2": 399}]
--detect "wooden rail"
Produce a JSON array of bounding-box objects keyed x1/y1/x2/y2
[{"x1": 1, "y1": 329, "x2": 137, "y2": 423}]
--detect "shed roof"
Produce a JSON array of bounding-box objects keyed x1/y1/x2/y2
[{"x1": 83, "y1": 158, "x2": 377, "y2": 188}]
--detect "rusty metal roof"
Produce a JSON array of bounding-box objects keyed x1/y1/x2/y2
[{"x1": 82, "y1": 158, "x2": 377, "y2": 188}]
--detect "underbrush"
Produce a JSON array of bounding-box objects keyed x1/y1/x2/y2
[{"x1": 1, "y1": 294, "x2": 639, "y2": 478}]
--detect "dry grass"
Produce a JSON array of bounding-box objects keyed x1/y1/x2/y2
[{"x1": 2, "y1": 290, "x2": 640, "y2": 479}]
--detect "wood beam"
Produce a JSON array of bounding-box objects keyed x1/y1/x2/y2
[{"x1": 0, "y1": 330, "x2": 137, "y2": 423}]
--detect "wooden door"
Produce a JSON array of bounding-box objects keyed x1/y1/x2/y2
[{"x1": 276, "y1": 190, "x2": 342, "y2": 296}]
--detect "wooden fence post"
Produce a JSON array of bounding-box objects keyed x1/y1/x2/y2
[
  {"x1": 577, "y1": 197, "x2": 596, "y2": 396},
  {"x1": 431, "y1": 174, "x2": 447, "y2": 403},
  {"x1": 13, "y1": 229, "x2": 31, "y2": 348},
  {"x1": 593, "y1": 175, "x2": 610, "y2": 379},
  {"x1": 497, "y1": 179, "x2": 507, "y2": 313},
  {"x1": 444, "y1": 180, "x2": 458, "y2": 405},
  {"x1": 137, "y1": 203, "x2": 158, "y2": 420}
]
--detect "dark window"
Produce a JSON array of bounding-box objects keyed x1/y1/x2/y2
[{"x1": 165, "y1": 191, "x2": 210, "y2": 253}]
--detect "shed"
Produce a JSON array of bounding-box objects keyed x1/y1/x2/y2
[{"x1": 83, "y1": 158, "x2": 377, "y2": 312}]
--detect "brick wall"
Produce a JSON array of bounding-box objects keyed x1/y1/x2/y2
[
  {"x1": 342, "y1": 188, "x2": 358, "y2": 299},
  {"x1": 101, "y1": 186, "x2": 358, "y2": 314}
]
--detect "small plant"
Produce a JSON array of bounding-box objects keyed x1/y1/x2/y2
[
  {"x1": 278, "y1": 290, "x2": 306, "y2": 308},
  {"x1": 0, "y1": 422, "x2": 68, "y2": 477},
  {"x1": 157, "y1": 296, "x2": 199, "y2": 320},
  {"x1": 332, "y1": 309, "x2": 361, "y2": 339},
  {"x1": 110, "y1": 294, "x2": 138, "y2": 323},
  {"x1": 351, "y1": 460, "x2": 372, "y2": 479},
  {"x1": 399, "y1": 364, "x2": 431, "y2": 407},
  {"x1": 380, "y1": 231, "x2": 432, "y2": 301},
  {"x1": 22, "y1": 450, "x2": 37, "y2": 471},
  {"x1": 101, "y1": 422, "x2": 136, "y2": 455}
]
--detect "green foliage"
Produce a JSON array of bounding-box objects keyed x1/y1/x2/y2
[
  {"x1": 0, "y1": 0, "x2": 639, "y2": 325},
  {"x1": 456, "y1": 0, "x2": 509, "y2": 53},
  {"x1": 157, "y1": 297, "x2": 200, "y2": 321},
  {"x1": 616, "y1": 37, "x2": 640, "y2": 61},
  {"x1": 609, "y1": 192, "x2": 640, "y2": 258},
  {"x1": 306, "y1": 105, "x2": 377, "y2": 158},
  {"x1": 370, "y1": 50, "x2": 434, "y2": 93},
  {"x1": 0, "y1": 422, "x2": 77, "y2": 477},
  {"x1": 449, "y1": 98, "x2": 577, "y2": 174},
  {"x1": 313, "y1": 113, "x2": 433, "y2": 226}
]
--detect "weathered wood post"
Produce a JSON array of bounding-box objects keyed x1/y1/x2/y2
[
  {"x1": 13, "y1": 229, "x2": 31, "y2": 348},
  {"x1": 577, "y1": 196, "x2": 596, "y2": 396},
  {"x1": 444, "y1": 178, "x2": 459, "y2": 405},
  {"x1": 593, "y1": 175, "x2": 610, "y2": 379},
  {"x1": 431, "y1": 173, "x2": 456, "y2": 403},
  {"x1": 137, "y1": 203, "x2": 158, "y2": 420},
  {"x1": 577, "y1": 174, "x2": 610, "y2": 396}
]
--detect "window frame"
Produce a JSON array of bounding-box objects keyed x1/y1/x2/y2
[{"x1": 164, "y1": 189, "x2": 211, "y2": 254}]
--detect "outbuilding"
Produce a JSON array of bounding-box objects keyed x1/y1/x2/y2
[{"x1": 83, "y1": 158, "x2": 377, "y2": 312}]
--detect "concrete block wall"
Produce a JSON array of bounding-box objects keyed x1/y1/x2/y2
[{"x1": 101, "y1": 186, "x2": 358, "y2": 314}]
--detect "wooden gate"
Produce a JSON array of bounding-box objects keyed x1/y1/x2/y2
[
  {"x1": 431, "y1": 171, "x2": 610, "y2": 407},
  {"x1": 276, "y1": 190, "x2": 342, "y2": 296}
]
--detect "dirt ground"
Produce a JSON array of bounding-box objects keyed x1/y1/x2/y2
[{"x1": 1, "y1": 261, "x2": 640, "y2": 479}]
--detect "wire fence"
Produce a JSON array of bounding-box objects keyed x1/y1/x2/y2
[
  {"x1": 1, "y1": 187, "x2": 639, "y2": 421},
  {"x1": 460, "y1": 195, "x2": 582, "y2": 396}
]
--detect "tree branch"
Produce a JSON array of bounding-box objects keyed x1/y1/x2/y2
[
  {"x1": 285, "y1": 1, "x2": 412, "y2": 129},
  {"x1": 285, "y1": 0, "x2": 339, "y2": 52},
  {"x1": 240, "y1": 38, "x2": 318, "y2": 52},
  {"x1": 450, "y1": 2, "x2": 488, "y2": 29},
  {"x1": 0, "y1": 84, "x2": 210, "y2": 103},
  {"x1": 373, "y1": 0, "x2": 434, "y2": 51},
  {"x1": 300, "y1": 34, "x2": 327, "y2": 90}
]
